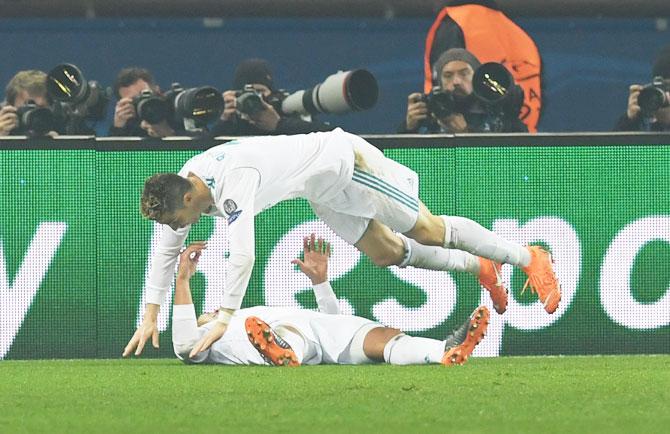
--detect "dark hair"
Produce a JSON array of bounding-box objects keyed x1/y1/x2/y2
[
  {"x1": 114, "y1": 67, "x2": 156, "y2": 98},
  {"x1": 140, "y1": 173, "x2": 192, "y2": 221}
]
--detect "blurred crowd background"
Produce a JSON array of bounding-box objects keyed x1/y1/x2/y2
[{"x1": 0, "y1": 0, "x2": 669, "y2": 137}]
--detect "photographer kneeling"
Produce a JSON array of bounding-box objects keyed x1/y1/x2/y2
[
  {"x1": 400, "y1": 48, "x2": 527, "y2": 134},
  {"x1": 208, "y1": 58, "x2": 332, "y2": 137}
]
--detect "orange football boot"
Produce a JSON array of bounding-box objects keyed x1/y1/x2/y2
[
  {"x1": 521, "y1": 246, "x2": 561, "y2": 314},
  {"x1": 442, "y1": 306, "x2": 490, "y2": 366},
  {"x1": 245, "y1": 316, "x2": 300, "y2": 367},
  {"x1": 478, "y1": 258, "x2": 508, "y2": 314}
]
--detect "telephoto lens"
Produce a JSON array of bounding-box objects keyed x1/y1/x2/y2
[
  {"x1": 281, "y1": 69, "x2": 378, "y2": 116},
  {"x1": 174, "y1": 86, "x2": 224, "y2": 124},
  {"x1": 472, "y1": 62, "x2": 514, "y2": 104},
  {"x1": 46, "y1": 64, "x2": 88, "y2": 103},
  {"x1": 46, "y1": 63, "x2": 110, "y2": 122}
]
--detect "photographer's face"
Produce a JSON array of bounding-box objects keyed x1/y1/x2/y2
[
  {"x1": 118, "y1": 79, "x2": 157, "y2": 99},
  {"x1": 245, "y1": 83, "x2": 271, "y2": 98},
  {"x1": 14, "y1": 90, "x2": 48, "y2": 108},
  {"x1": 440, "y1": 61, "x2": 474, "y2": 98}
]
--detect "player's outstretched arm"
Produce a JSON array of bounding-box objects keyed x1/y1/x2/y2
[
  {"x1": 292, "y1": 233, "x2": 340, "y2": 315},
  {"x1": 174, "y1": 241, "x2": 207, "y2": 304},
  {"x1": 172, "y1": 242, "x2": 210, "y2": 362}
]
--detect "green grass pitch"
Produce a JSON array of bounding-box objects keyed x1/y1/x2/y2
[{"x1": 1, "y1": 355, "x2": 668, "y2": 434}]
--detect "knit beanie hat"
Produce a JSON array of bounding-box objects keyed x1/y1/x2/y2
[
  {"x1": 433, "y1": 48, "x2": 482, "y2": 81},
  {"x1": 233, "y1": 58, "x2": 274, "y2": 90}
]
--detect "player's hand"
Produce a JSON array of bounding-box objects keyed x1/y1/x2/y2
[
  {"x1": 122, "y1": 304, "x2": 160, "y2": 357},
  {"x1": 291, "y1": 233, "x2": 330, "y2": 285},
  {"x1": 113, "y1": 97, "x2": 136, "y2": 128},
  {"x1": 176, "y1": 241, "x2": 207, "y2": 281},
  {"x1": 0, "y1": 105, "x2": 19, "y2": 136},
  {"x1": 406, "y1": 93, "x2": 428, "y2": 131},
  {"x1": 627, "y1": 84, "x2": 643, "y2": 120},
  {"x1": 189, "y1": 320, "x2": 228, "y2": 358}
]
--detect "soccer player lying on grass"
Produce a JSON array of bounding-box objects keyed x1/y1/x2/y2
[
  {"x1": 172, "y1": 237, "x2": 489, "y2": 366},
  {"x1": 126, "y1": 128, "x2": 559, "y2": 358}
]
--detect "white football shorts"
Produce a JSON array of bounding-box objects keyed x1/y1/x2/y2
[{"x1": 309, "y1": 131, "x2": 420, "y2": 244}]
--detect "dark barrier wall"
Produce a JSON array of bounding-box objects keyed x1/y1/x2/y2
[
  {"x1": 0, "y1": 134, "x2": 668, "y2": 359},
  {"x1": 0, "y1": 17, "x2": 668, "y2": 134}
]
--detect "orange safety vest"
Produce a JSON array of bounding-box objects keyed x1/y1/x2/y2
[{"x1": 424, "y1": 5, "x2": 542, "y2": 132}]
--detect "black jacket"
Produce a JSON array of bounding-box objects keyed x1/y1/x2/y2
[
  {"x1": 614, "y1": 114, "x2": 670, "y2": 132},
  {"x1": 207, "y1": 114, "x2": 333, "y2": 138}
]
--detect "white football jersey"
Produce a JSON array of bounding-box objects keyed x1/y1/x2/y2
[
  {"x1": 145, "y1": 129, "x2": 356, "y2": 310},
  {"x1": 172, "y1": 304, "x2": 377, "y2": 365}
]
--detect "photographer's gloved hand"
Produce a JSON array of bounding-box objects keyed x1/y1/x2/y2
[
  {"x1": 114, "y1": 97, "x2": 137, "y2": 129},
  {"x1": 437, "y1": 113, "x2": 468, "y2": 133},
  {"x1": 0, "y1": 105, "x2": 18, "y2": 136},
  {"x1": 244, "y1": 99, "x2": 280, "y2": 132},
  {"x1": 626, "y1": 84, "x2": 643, "y2": 121},
  {"x1": 221, "y1": 90, "x2": 238, "y2": 122},
  {"x1": 406, "y1": 93, "x2": 429, "y2": 131},
  {"x1": 140, "y1": 119, "x2": 176, "y2": 138}
]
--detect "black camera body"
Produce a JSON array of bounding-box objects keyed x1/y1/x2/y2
[
  {"x1": 235, "y1": 85, "x2": 266, "y2": 116},
  {"x1": 422, "y1": 87, "x2": 458, "y2": 119},
  {"x1": 13, "y1": 101, "x2": 55, "y2": 137},
  {"x1": 638, "y1": 76, "x2": 670, "y2": 116},
  {"x1": 133, "y1": 89, "x2": 170, "y2": 124},
  {"x1": 133, "y1": 83, "x2": 224, "y2": 130}
]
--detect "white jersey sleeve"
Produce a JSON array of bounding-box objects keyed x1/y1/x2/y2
[
  {"x1": 145, "y1": 224, "x2": 191, "y2": 306},
  {"x1": 313, "y1": 281, "x2": 341, "y2": 315},
  {"x1": 217, "y1": 168, "x2": 260, "y2": 310},
  {"x1": 171, "y1": 304, "x2": 209, "y2": 363}
]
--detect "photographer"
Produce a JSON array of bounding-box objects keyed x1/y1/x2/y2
[
  {"x1": 1, "y1": 70, "x2": 63, "y2": 137},
  {"x1": 614, "y1": 45, "x2": 670, "y2": 132},
  {"x1": 208, "y1": 58, "x2": 332, "y2": 137},
  {"x1": 400, "y1": 48, "x2": 527, "y2": 134},
  {"x1": 108, "y1": 67, "x2": 184, "y2": 138}
]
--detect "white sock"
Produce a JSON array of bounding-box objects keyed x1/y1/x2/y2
[
  {"x1": 382, "y1": 334, "x2": 444, "y2": 365},
  {"x1": 441, "y1": 216, "x2": 531, "y2": 267},
  {"x1": 398, "y1": 234, "x2": 480, "y2": 276}
]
